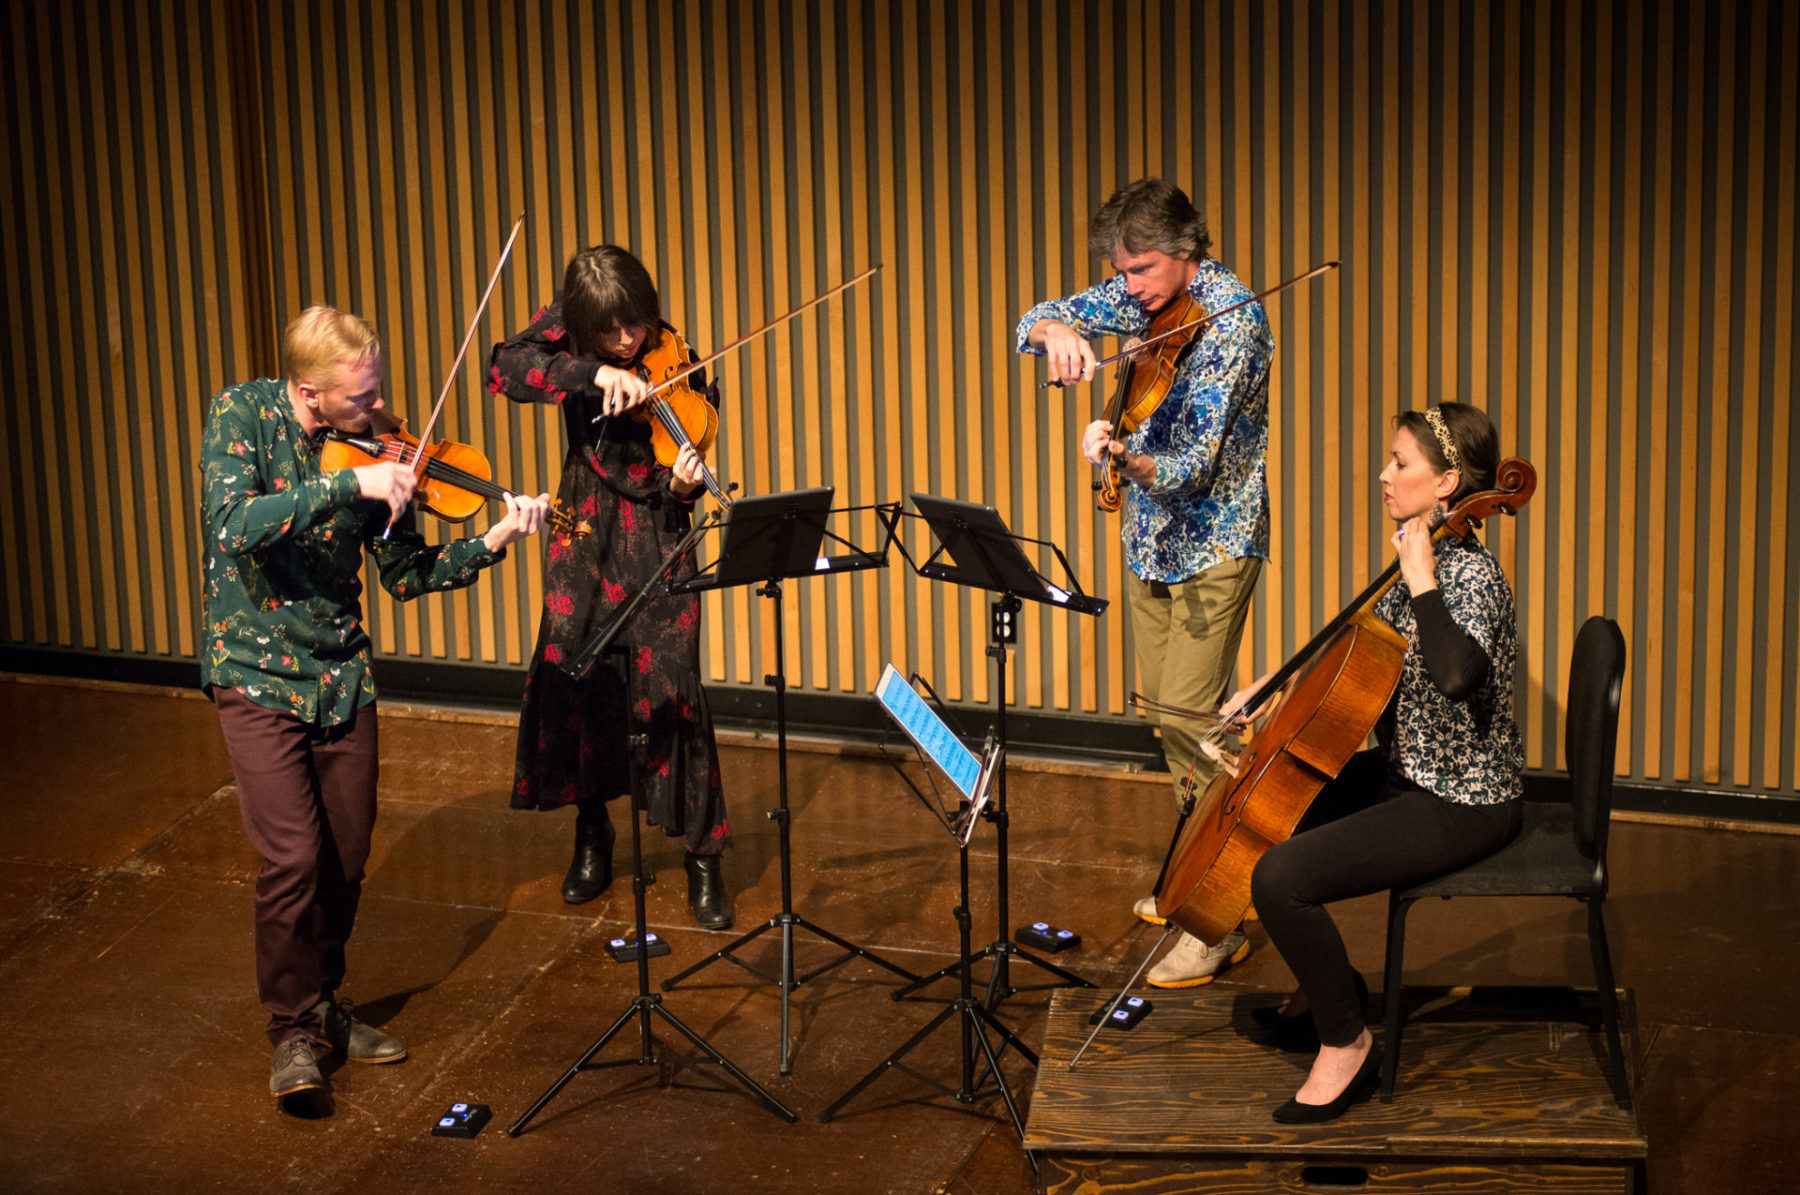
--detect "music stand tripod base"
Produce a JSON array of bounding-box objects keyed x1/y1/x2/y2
[{"x1": 659, "y1": 491, "x2": 919, "y2": 1075}]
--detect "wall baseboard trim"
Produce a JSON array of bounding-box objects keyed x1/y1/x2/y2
[{"x1": 6, "y1": 646, "x2": 1794, "y2": 828}]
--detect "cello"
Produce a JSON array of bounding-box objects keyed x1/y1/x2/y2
[{"x1": 1152, "y1": 458, "x2": 1537, "y2": 945}]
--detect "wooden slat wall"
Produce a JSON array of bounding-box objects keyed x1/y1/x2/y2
[{"x1": 2, "y1": 0, "x2": 1796, "y2": 800}]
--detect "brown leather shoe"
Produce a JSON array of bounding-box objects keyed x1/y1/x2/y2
[
  {"x1": 270, "y1": 1036, "x2": 325, "y2": 1098},
  {"x1": 313, "y1": 998, "x2": 407, "y2": 1064}
]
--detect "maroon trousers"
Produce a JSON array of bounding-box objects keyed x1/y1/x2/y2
[{"x1": 213, "y1": 687, "x2": 379, "y2": 1046}]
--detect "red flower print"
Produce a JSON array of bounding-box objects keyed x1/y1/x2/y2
[
  {"x1": 526, "y1": 367, "x2": 547, "y2": 390},
  {"x1": 580, "y1": 494, "x2": 600, "y2": 517},
  {"x1": 626, "y1": 463, "x2": 650, "y2": 484},
  {"x1": 711, "y1": 821, "x2": 729, "y2": 840},
  {"x1": 675, "y1": 605, "x2": 696, "y2": 630},
  {"x1": 553, "y1": 390, "x2": 568, "y2": 403},
  {"x1": 545, "y1": 323, "x2": 566, "y2": 341},
  {"x1": 637, "y1": 646, "x2": 653, "y2": 674},
  {"x1": 620, "y1": 502, "x2": 637, "y2": 533},
  {"x1": 487, "y1": 365, "x2": 504, "y2": 395},
  {"x1": 636, "y1": 698, "x2": 652, "y2": 721},
  {"x1": 515, "y1": 776, "x2": 532, "y2": 798},
  {"x1": 544, "y1": 643, "x2": 564, "y2": 664},
  {"x1": 546, "y1": 591, "x2": 575, "y2": 616},
  {"x1": 602, "y1": 579, "x2": 627, "y2": 603},
  {"x1": 531, "y1": 305, "x2": 548, "y2": 323},
  {"x1": 548, "y1": 537, "x2": 569, "y2": 564}
]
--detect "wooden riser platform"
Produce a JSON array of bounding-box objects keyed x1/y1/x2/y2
[{"x1": 1024, "y1": 987, "x2": 1646, "y2": 1194}]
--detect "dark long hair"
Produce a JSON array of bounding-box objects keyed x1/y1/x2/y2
[{"x1": 561, "y1": 245, "x2": 661, "y2": 360}]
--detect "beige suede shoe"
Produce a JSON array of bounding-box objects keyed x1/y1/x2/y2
[{"x1": 1146, "y1": 929, "x2": 1250, "y2": 988}]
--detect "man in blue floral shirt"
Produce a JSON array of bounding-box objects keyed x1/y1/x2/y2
[
  {"x1": 1018, "y1": 179, "x2": 1272, "y2": 986},
  {"x1": 200, "y1": 306, "x2": 550, "y2": 1105}
]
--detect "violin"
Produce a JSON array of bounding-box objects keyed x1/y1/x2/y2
[
  {"x1": 1038, "y1": 261, "x2": 1342, "y2": 512},
  {"x1": 320, "y1": 411, "x2": 591, "y2": 540},
  {"x1": 631, "y1": 328, "x2": 731, "y2": 507},
  {"x1": 1095, "y1": 290, "x2": 1206, "y2": 512}
]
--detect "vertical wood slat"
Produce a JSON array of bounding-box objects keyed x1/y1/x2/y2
[
  {"x1": 1730, "y1": 0, "x2": 1766, "y2": 788},
  {"x1": 1, "y1": 0, "x2": 1795, "y2": 802},
  {"x1": 1557, "y1": 0, "x2": 1583, "y2": 773},
  {"x1": 1702, "y1": 1, "x2": 1736, "y2": 784},
  {"x1": 1614, "y1": 0, "x2": 1644, "y2": 778},
  {"x1": 1672, "y1": 0, "x2": 1706, "y2": 781},
  {"x1": 1767, "y1": 3, "x2": 1798, "y2": 789},
  {"x1": 1587, "y1": 0, "x2": 1614, "y2": 774}
]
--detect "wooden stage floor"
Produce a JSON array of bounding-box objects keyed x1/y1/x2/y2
[{"x1": 0, "y1": 676, "x2": 1794, "y2": 1193}]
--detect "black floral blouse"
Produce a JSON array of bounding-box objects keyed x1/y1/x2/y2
[{"x1": 1374, "y1": 534, "x2": 1524, "y2": 805}]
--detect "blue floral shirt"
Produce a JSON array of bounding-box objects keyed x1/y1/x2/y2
[
  {"x1": 1017, "y1": 256, "x2": 1274, "y2": 583},
  {"x1": 1375, "y1": 535, "x2": 1524, "y2": 805},
  {"x1": 198, "y1": 378, "x2": 504, "y2": 726}
]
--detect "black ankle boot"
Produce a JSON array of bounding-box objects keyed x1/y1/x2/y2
[
  {"x1": 562, "y1": 807, "x2": 614, "y2": 904},
  {"x1": 684, "y1": 853, "x2": 734, "y2": 930}
]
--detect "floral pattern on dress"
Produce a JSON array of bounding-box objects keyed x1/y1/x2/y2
[
  {"x1": 1374, "y1": 535, "x2": 1524, "y2": 806},
  {"x1": 489, "y1": 307, "x2": 730, "y2": 853},
  {"x1": 1017, "y1": 256, "x2": 1274, "y2": 583},
  {"x1": 198, "y1": 378, "x2": 503, "y2": 726}
]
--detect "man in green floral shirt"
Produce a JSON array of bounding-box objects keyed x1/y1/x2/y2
[{"x1": 200, "y1": 306, "x2": 550, "y2": 1105}]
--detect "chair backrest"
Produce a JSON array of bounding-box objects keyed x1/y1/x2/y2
[{"x1": 1564, "y1": 616, "x2": 1627, "y2": 866}]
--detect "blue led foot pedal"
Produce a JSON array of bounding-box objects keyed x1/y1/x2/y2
[
  {"x1": 606, "y1": 933, "x2": 672, "y2": 963},
  {"x1": 432, "y1": 1101, "x2": 491, "y2": 1138},
  {"x1": 1087, "y1": 996, "x2": 1152, "y2": 1029},
  {"x1": 1015, "y1": 921, "x2": 1080, "y2": 952}
]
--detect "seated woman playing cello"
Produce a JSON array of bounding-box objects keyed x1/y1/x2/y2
[
  {"x1": 1234, "y1": 402, "x2": 1524, "y2": 1123},
  {"x1": 488, "y1": 245, "x2": 735, "y2": 931}
]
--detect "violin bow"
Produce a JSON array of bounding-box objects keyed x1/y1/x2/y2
[
  {"x1": 618, "y1": 263, "x2": 882, "y2": 407},
  {"x1": 385, "y1": 212, "x2": 526, "y2": 535},
  {"x1": 1038, "y1": 259, "x2": 1340, "y2": 389}
]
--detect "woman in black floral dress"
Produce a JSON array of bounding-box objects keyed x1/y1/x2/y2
[
  {"x1": 488, "y1": 245, "x2": 733, "y2": 930},
  {"x1": 1232, "y1": 402, "x2": 1523, "y2": 1123}
]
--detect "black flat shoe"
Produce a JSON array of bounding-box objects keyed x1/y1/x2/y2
[
  {"x1": 1272, "y1": 1043, "x2": 1384, "y2": 1125},
  {"x1": 685, "y1": 852, "x2": 734, "y2": 930},
  {"x1": 562, "y1": 812, "x2": 614, "y2": 904}
]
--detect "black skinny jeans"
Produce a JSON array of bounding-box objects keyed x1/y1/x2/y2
[{"x1": 1249, "y1": 752, "x2": 1522, "y2": 1048}]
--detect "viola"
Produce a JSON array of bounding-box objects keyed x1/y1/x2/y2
[
  {"x1": 587, "y1": 264, "x2": 883, "y2": 509},
  {"x1": 320, "y1": 412, "x2": 591, "y2": 540},
  {"x1": 632, "y1": 328, "x2": 731, "y2": 507},
  {"x1": 1095, "y1": 290, "x2": 1206, "y2": 512},
  {"x1": 1038, "y1": 261, "x2": 1341, "y2": 512},
  {"x1": 1151, "y1": 459, "x2": 1538, "y2": 945}
]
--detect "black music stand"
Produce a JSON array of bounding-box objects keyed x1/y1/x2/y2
[
  {"x1": 659, "y1": 488, "x2": 921, "y2": 1075},
  {"x1": 508, "y1": 513, "x2": 796, "y2": 1135},
  {"x1": 819, "y1": 724, "x2": 1036, "y2": 1168},
  {"x1": 890, "y1": 494, "x2": 1106, "y2": 1009}
]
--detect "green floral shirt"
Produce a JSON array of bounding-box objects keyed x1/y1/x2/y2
[{"x1": 199, "y1": 377, "x2": 504, "y2": 726}]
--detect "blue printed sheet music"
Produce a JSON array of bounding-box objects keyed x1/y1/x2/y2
[{"x1": 874, "y1": 664, "x2": 982, "y2": 799}]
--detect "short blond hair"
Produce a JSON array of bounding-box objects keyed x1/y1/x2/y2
[{"x1": 281, "y1": 305, "x2": 380, "y2": 386}]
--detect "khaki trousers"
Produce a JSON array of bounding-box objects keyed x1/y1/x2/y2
[{"x1": 1125, "y1": 556, "x2": 1262, "y2": 810}]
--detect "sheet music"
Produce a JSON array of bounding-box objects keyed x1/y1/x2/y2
[{"x1": 874, "y1": 664, "x2": 982, "y2": 798}]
